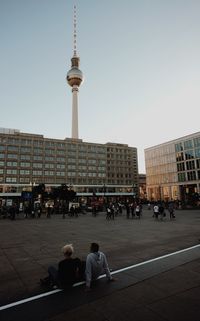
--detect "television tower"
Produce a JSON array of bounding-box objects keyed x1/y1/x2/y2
[{"x1": 66, "y1": 5, "x2": 83, "y2": 139}]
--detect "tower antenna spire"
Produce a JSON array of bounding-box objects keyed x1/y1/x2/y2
[
  {"x1": 73, "y1": 4, "x2": 77, "y2": 57},
  {"x1": 66, "y1": 3, "x2": 84, "y2": 140}
]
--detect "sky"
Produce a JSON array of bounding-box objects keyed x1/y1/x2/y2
[{"x1": 1, "y1": 0, "x2": 200, "y2": 173}]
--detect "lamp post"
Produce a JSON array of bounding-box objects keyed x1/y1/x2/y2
[
  {"x1": 30, "y1": 181, "x2": 35, "y2": 215},
  {"x1": 103, "y1": 183, "x2": 106, "y2": 210},
  {"x1": 132, "y1": 183, "x2": 136, "y2": 203}
]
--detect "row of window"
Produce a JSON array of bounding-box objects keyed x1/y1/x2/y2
[
  {"x1": 0, "y1": 159, "x2": 107, "y2": 166},
  {"x1": 0, "y1": 143, "x2": 107, "y2": 153},
  {"x1": 177, "y1": 159, "x2": 200, "y2": 171},
  {"x1": 178, "y1": 170, "x2": 200, "y2": 182},
  {"x1": 176, "y1": 149, "x2": 200, "y2": 161},
  {"x1": 175, "y1": 137, "x2": 200, "y2": 152}
]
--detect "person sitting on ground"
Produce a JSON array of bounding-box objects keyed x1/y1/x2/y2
[
  {"x1": 40, "y1": 244, "x2": 85, "y2": 289},
  {"x1": 85, "y1": 242, "x2": 114, "y2": 290}
]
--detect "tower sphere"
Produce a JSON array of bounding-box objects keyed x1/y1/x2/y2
[{"x1": 67, "y1": 66, "x2": 83, "y2": 87}]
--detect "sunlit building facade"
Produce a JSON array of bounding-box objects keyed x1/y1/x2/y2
[
  {"x1": 145, "y1": 132, "x2": 200, "y2": 201},
  {"x1": 0, "y1": 128, "x2": 139, "y2": 202}
]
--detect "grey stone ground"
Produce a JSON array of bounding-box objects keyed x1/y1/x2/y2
[{"x1": 0, "y1": 207, "x2": 200, "y2": 320}]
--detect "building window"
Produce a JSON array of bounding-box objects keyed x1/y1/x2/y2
[
  {"x1": 194, "y1": 137, "x2": 200, "y2": 147},
  {"x1": 33, "y1": 163, "x2": 43, "y2": 168},
  {"x1": 197, "y1": 159, "x2": 200, "y2": 169},
  {"x1": 33, "y1": 171, "x2": 42, "y2": 176},
  {"x1": 176, "y1": 152, "x2": 184, "y2": 162},
  {"x1": 45, "y1": 171, "x2": 54, "y2": 176},
  {"x1": 0, "y1": 161, "x2": 4, "y2": 166},
  {"x1": 0, "y1": 169, "x2": 4, "y2": 174},
  {"x1": 57, "y1": 150, "x2": 65, "y2": 155},
  {"x1": 6, "y1": 169, "x2": 17, "y2": 174},
  {"x1": 186, "y1": 161, "x2": 195, "y2": 170},
  {"x1": 198, "y1": 170, "x2": 200, "y2": 179},
  {"x1": 20, "y1": 147, "x2": 31, "y2": 153},
  {"x1": 20, "y1": 170, "x2": 30, "y2": 175},
  {"x1": 67, "y1": 172, "x2": 76, "y2": 177},
  {"x1": 45, "y1": 156, "x2": 54, "y2": 161},
  {"x1": 187, "y1": 171, "x2": 196, "y2": 181},
  {"x1": 0, "y1": 154, "x2": 5, "y2": 159},
  {"x1": 20, "y1": 177, "x2": 30, "y2": 183},
  {"x1": 21, "y1": 155, "x2": 31, "y2": 160},
  {"x1": 88, "y1": 159, "x2": 96, "y2": 164},
  {"x1": 56, "y1": 164, "x2": 65, "y2": 169},
  {"x1": 178, "y1": 173, "x2": 186, "y2": 182},
  {"x1": 45, "y1": 164, "x2": 54, "y2": 169},
  {"x1": 78, "y1": 159, "x2": 86, "y2": 164},
  {"x1": 195, "y1": 148, "x2": 200, "y2": 158},
  {"x1": 20, "y1": 162, "x2": 30, "y2": 167},
  {"x1": 185, "y1": 150, "x2": 194, "y2": 160},
  {"x1": 33, "y1": 140, "x2": 43, "y2": 146},
  {"x1": 7, "y1": 162, "x2": 18, "y2": 167},
  {"x1": 56, "y1": 172, "x2": 65, "y2": 176},
  {"x1": 56, "y1": 157, "x2": 65, "y2": 162},
  {"x1": 8, "y1": 146, "x2": 19, "y2": 152},
  {"x1": 6, "y1": 177, "x2": 17, "y2": 183},
  {"x1": 7, "y1": 154, "x2": 18, "y2": 159},
  {"x1": 33, "y1": 155, "x2": 43, "y2": 161},
  {"x1": 184, "y1": 140, "x2": 193, "y2": 150},
  {"x1": 33, "y1": 148, "x2": 43, "y2": 154}
]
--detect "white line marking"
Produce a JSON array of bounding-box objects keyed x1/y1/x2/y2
[{"x1": 0, "y1": 244, "x2": 199, "y2": 311}]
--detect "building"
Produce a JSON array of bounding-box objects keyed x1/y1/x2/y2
[
  {"x1": 138, "y1": 174, "x2": 147, "y2": 201},
  {"x1": 145, "y1": 132, "x2": 200, "y2": 203},
  {"x1": 0, "y1": 128, "x2": 139, "y2": 204}
]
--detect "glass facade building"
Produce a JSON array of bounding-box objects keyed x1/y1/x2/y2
[{"x1": 145, "y1": 132, "x2": 200, "y2": 201}]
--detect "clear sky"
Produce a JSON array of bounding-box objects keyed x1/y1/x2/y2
[{"x1": 1, "y1": 0, "x2": 200, "y2": 173}]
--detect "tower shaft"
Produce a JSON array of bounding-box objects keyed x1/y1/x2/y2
[
  {"x1": 66, "y1": 5, "x2": 83, "y2": 139},
  {"x1": 71, "y1": 86, "x2": 79, "y2": 139}
]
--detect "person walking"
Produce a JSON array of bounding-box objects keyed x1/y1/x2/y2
[
  {"x1": 153, "y1": 204, "x2": 159, "y2": 220},
  {"x1": 85, "y1": 243, "x2": 114, "y2": 290}
]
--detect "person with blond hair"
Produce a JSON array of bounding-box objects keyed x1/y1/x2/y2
[{"x1": 40, "y1": 244, "x2": 84, "y2": 289}]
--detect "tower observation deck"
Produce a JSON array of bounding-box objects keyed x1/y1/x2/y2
[{"x1": 66, "y1": 5, "x2": 83, "y2": 139}]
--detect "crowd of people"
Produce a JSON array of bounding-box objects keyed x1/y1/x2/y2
[{"x1": 0, "y1": 200, "x2": 177, "y2": 221}]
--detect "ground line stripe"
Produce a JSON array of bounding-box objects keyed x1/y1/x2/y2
[{"x1": 0, "y1": 244, "x2": 199, "y2": 311}]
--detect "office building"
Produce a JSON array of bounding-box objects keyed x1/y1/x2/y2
[
  {"x1": 145, "y1": 132, "x2": 200, "y2": 202},
  {"x1": 0, "y1": 128, "x2": 138, "y2": 202}
]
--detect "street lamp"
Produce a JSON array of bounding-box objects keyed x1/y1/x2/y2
[
  {"x1": 30, "y1": 181, "x2": 35, "y2": 214},
  {"x1": 132, "y1": 184, "x2": 136, "y2": 202}
]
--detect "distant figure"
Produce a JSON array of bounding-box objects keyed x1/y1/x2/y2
[
  {"x1": 135, "y1": 205, "x2": 141, "y2": 218},
  {"x1": 153, "y1": 204, "x2": 159, "y2": 219},
  {"x1": 85, "y1": 242, "x2": 114, "y2": 290},
  {"x1": 46, "y1": 205, "x2": 51, "y2": 218},
  {"x1": 168, "y1": 203, "x2": 175, "y2": 219},
  {"x1": 40, "y1": 244, "x2": 85, "y2": 289}
]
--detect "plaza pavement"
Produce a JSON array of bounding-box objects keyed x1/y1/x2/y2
[{"x1": 0, "y1": 207, "x2": 200, "y2": 320}]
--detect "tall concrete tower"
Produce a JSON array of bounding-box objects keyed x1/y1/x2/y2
[{"x1": 66, "y1": 5, "x2": 83, "y2": 139}]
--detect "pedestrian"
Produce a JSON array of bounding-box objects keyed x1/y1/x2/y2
[
  {"x1": 40, "y1": 244, "x2": 85, "y2": 289},
  {"x1": 135, "y1": 204, "x2": 141, "y2": 218},
  {"x1": 126, "y1": 203, "x2": 130, "y2": 219},
  {"x1": 85, "y1": 243, "x2": 114, "y2": 290},
  {"x1": 131, "y1": 203, "x2": 135, "y2": 218},
  {"x1": 46, "y1": 205, "x2": 51, "y2": 218},
  {"x1": 153, "y1": 204, "x2": 159, "y2": 220},
  {"x1": 168, "y1": 202, "x2": 175, "y2": 219}
]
